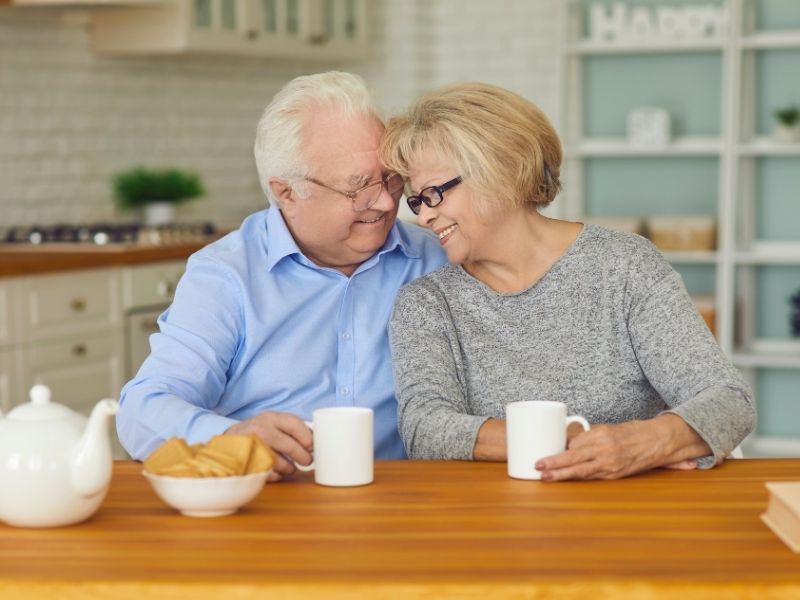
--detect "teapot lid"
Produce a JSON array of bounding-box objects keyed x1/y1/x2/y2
[{"x1": 7, "y1": 384, "x2": 79, "y2": 421}]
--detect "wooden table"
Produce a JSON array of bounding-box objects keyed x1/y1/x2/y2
[{"x1": 1, "y1": 460, "x2": 799, "y2": 599}]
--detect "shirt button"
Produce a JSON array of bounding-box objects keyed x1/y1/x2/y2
[
  {"x1": 340, "y1": 387, "x2": 350, "y2": 395},
  {"x1": 341, "y1": 332, "x2": 351, "y2": 340}
]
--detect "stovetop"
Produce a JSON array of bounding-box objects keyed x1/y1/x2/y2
[{"x1": 2, "y1": 222, "x2": 217, "y2": 246}]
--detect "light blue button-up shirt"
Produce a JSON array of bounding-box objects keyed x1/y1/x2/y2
[{"x1": 117, "y1": 206, "x2": 446, "y2": 461}]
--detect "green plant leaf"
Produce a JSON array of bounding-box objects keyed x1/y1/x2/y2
[{"x1": 112, "y1": 167, "x2": 205, "y2": 210}]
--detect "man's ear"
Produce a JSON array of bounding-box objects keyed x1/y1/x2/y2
[{"x1": 268, "y1": 178, "x2": 294, "y2": 212}]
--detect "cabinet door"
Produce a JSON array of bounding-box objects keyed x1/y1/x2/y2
[
  {"x1": 121, "y1": 261, "x2": 185, "y2": 311},
  {"x1": 17, "y1": 269, "x2": 121, "y2": 343},
  {"x1": 189, "y1": 0, "x2": 249, "y2": 50},
  {"x1": 0, "y1": 350, "x2": 20, "y2": 415},
  {"x1": 19, "y1": 334, "x2": 125, "y2": 415},
  {"x1": 19, "y1": 333, "x2": 128, "y2": 459},
  {"x1": 0, "y1": 281, "x2": 13, "y2": 349},
  {"x1": 246, "y1": 0, "x2": 367, "y2": 59}
]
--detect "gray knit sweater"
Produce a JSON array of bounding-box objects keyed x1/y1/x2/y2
[{"x1": 389, "y1": 224, "x2": 755, "y2": 468}]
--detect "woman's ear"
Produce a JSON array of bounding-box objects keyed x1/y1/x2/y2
[{"x1": 268, "y1": 178, "x2": 294, "y2": 212}]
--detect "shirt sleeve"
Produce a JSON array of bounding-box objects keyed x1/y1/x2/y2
[
  {"x1": 389, "y1": 281, "x2": 491, "y2": 460},
  {"x1": 116, "y1": 254, "x2": 242, "y2": 460},
  {"x1": 625, "y1": 245, "x2": 756, "y2": 467}
]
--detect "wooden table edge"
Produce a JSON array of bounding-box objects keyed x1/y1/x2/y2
[{"x1": 2, "y1": 579, "x2": 800, "y2": 599}]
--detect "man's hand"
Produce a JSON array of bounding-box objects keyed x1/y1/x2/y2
[
  {"x1": 226, "y1": 412, "x2": 313, "y2": 482},
  {"x1": 535, "y1": 414, "x2": 710, "y2": 481}
]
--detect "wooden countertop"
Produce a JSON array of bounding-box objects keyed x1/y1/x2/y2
[
  {"x1": 0, "y1": 241, "x2": 217, "y2": 277},
  {"x1": 0, "y1": 459, "x2": 798, "y2": 599}
]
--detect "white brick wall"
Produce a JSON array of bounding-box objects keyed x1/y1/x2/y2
[{"x1": 0, "y1": 0, "x2": 560, "y2": 229}]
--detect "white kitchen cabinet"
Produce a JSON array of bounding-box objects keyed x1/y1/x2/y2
[
  {"x1": 1, "y1": 261, "x2": 190, "y2": 458},
  {"x1": 121, "y1": 261, "x2": 185, "y2": 311},
  {"x1": 15, "y1": 268, "x2": 121, "y2": 344},
  {"x1": 122, "y1": 260, "x2": 185, "y2": 378},
  {"x1": 18, "y1": 333, "x2": 127, "y2": 458},
  {"x1": 0, "y1": 350, "x2": 20, "y2": 415},
  {"x1": 18, "y1": 334, "x2": 125, "y2": 416},
  {"x1": 92, "y1": 0, "x2": 368, "y2": 60},
  {"x1": 0, "y1": 281, "x2": 13, "y2": 350}
]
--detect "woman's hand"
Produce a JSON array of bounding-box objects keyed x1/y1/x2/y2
[{"x1": 534, "y1": 414, "x2": 710, "y2": 481}]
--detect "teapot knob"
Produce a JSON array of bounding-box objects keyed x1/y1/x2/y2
[{"x1": 30, "y1": 384, "x2": 52, "y2": 405}]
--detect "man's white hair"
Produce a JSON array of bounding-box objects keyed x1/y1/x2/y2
[{"x1": 254, "y1": 71, "x2": 381, "y2": 205}]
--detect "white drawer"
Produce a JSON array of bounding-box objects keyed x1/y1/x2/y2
[
  {"x1": 17, "y1": 269, "x2": 121, "y2": 343},
  {"x1": 19, "y1": 333, "x2": 124, "y2": 415},
  {"x1": 122, "y1": 261, "x2": 186, "y2": 310}
]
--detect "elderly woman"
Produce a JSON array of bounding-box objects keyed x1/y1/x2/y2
[{"x1": 381, "y1": 82, "x2": 755, "y2": 480}]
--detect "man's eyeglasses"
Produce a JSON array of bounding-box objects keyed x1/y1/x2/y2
[
  {"x1": 304, "y1": 172, "x2": 404, "y2": 212},
  {"x1": 405, "y1": 176, "x2": 463, "y2": 215}
]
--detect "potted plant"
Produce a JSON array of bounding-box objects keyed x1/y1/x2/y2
[
  {"x1": 112, "y1": 167, "x2": 205, "y2": 225},
  {"x1": 772, "y1": 105, "x2": 800, "y2": 143}
]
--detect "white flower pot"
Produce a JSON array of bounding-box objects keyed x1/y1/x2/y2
[
  {"x1": 144, "y1": 202, "x2": 175, "y2": 226},
  {"x1": 773, "y1": 124, "x2": 800, "y2": 144}
]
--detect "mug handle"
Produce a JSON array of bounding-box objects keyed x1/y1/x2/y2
[
  {"x1": 292, "y1": 421, "x2": 315, "y2": 472},
  {"x1": 566, "y1": 415, "x2": 590, "y2": 434}
]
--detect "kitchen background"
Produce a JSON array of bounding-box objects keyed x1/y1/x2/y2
[{"x1": 1, "y1": 0, "x2": 798, "y2": 456}]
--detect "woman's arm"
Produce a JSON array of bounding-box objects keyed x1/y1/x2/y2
[
  {"x1": 535, "y1": 414, "x2": 710, "y2": 480},
  {"x1": 390, "y1": 281, "x2": 491, "y2": 460},
  {"x1": 538, "y1": 242, "x2": 753, "y2": 480}
]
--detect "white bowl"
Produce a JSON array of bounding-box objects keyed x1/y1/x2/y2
[{"x1": 142, "y1": 470, "x2": 269, "y2": 517}]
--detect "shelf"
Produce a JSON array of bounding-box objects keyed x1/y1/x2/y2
[
  {"x1": 663, "y1": 251, "x2": 718, "y2": 264},
  {"x1": 733, "y1": 339, "x2": 800, "y2": 368},
  {"x1": 568, "y1": 137, "x2": 722, "y2": 157},
  {"x1": 737, "y1": 137, "x2": 800, "y2": 156},
  {"x1": 740, "y1": 31, "x2": 800, "y2": 49},
  {"x1": 742, "y1": 435, "x2": 800, "y2": 458},
  {"x1": 735, "y1": 243, "x2": 800, "y2": 264},
  {"x1": 732, "y1": 352, "x2": 800, "y2": 369},
  {"x1": 569, "y1": 39, "x2": 725, "y2": 55}
]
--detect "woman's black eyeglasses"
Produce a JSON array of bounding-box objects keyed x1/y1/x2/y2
[{"x1": 406, "y1": 176, "x2": 463, "y2": 215}]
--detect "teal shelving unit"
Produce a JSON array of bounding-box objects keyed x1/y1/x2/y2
[{"x1": 558, "y1": 0, "x2": 800, "y2": 455}]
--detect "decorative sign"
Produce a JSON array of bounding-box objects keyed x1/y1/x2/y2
[
  {"x1": 590, "y1": 3, "x2": 728, "y2": 43},
  {"x1": 627, "y1": 107, "x2": 671, "y2": 147}
]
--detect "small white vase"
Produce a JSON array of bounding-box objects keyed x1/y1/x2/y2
[
  {"x1": 144, "y1": 202, "x2": 175, "y2": 226},
  {"x1": 773, "y1": 124, "x2": 800, "y2": 144}
]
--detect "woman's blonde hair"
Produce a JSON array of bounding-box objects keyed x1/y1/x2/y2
[{"x1": 381, "y1": 82, "x2": 562, "y2": 215}]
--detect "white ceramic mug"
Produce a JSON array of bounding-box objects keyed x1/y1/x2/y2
[
  {"x1": 293, "y1": 407, "x2": 374, "y2": 487},
  {"x1": 505, "y1": 400, "x2": 590, "y2": 480}
]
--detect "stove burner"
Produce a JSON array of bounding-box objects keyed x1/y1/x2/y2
[{"x1": 2, "y1": 222, "x2": 217, "y2": 246}]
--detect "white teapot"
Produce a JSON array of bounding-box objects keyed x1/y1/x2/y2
[{"x1": 0, "y1": 384, "x2": 119, "y2": 527}]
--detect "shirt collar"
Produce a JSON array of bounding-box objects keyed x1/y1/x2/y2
[
  {"x1": 264, "y1": 205, "x2": 304, "y2": 272},
  {"x1": 264, "y1": 205, "x2": 419, "y2": 273}
]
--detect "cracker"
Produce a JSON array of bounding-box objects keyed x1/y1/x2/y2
[
  {"x1": 245, "y1": 435, "x2": 276, "y2": 474},
  {"x1": 143, "y1": 434, "x2": 276, "y2": 477},
  {"x1": 207, "y1": 435, "x2": 254, "y2": 474},
  {"x1": 144, "y1": 438, "x2": 194, "y2": 474}
]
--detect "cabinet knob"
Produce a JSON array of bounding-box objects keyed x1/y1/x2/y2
[
  {"x1": 156, "y1": 280, "x2": 174, "y2": 298},
  {"x1": 246, "y1": 29, "x2": 258, "y2": 40},
  {"x1": 72, "y1": 344, "x2": 88, "y2": 357},
  {"x1": 70, "y1": 298, "x2": 86, "y2": 312}
]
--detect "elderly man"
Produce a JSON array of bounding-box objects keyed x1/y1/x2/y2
[{"x1": 117, "y1": 72, "x2": 446, "y2": 480}]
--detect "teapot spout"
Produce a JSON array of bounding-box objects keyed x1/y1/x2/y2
[{"x1": 69, "y1": 399, "x2": 120, "y2": 497}]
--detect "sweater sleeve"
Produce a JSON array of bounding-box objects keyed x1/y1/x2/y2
[
  {"x1": 625, "y1": 245, "x2": 756, "y2": 467},
  {"x1": 389, "y1": 280, "x2": 491, "y2": 460}
]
